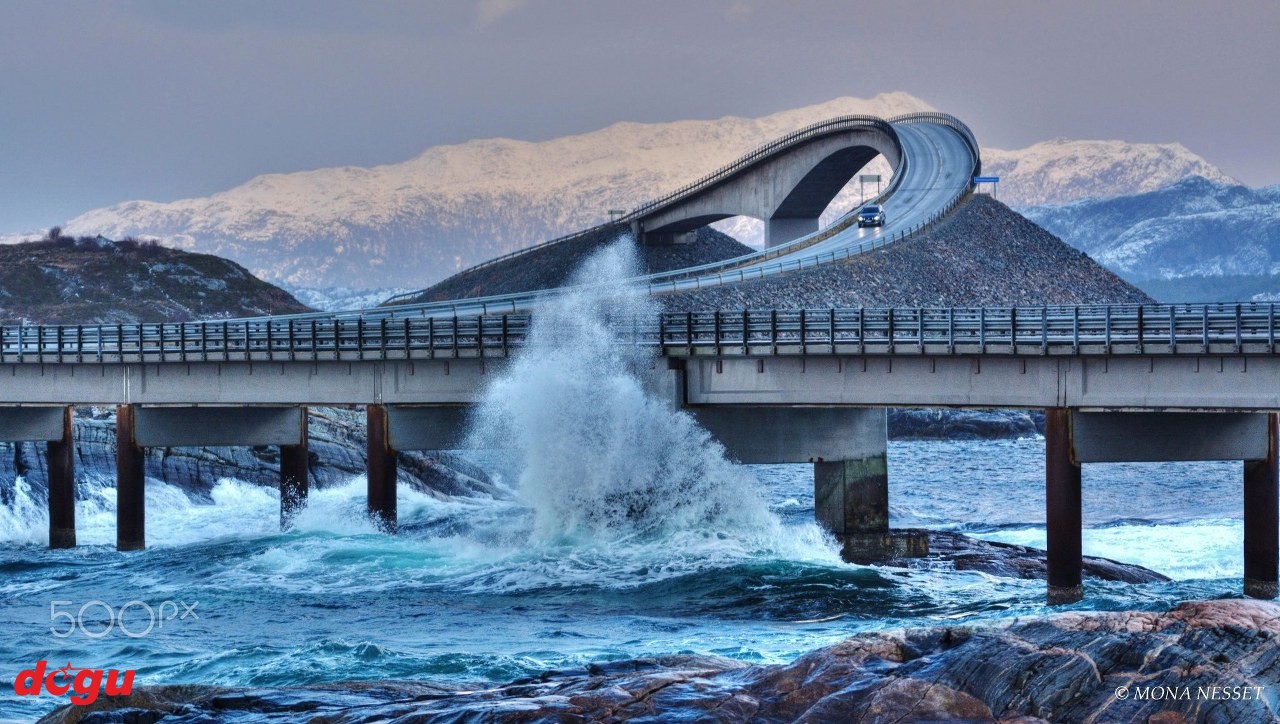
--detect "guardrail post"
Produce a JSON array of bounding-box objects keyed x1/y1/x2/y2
[
  {"x1": 1136, "y1": 306, "x2": 1144, "y2": 354},
  {"x1": 47, "y1": 406, "x2": 76, "y2": 549}
]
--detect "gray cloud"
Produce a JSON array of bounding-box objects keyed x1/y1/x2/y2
[{"x1": 2, "y1": 0, "x2": 1278, "y2": 233}]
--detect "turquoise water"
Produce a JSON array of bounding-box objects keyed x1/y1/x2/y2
[{"x1": 0, "y1": 442, "x2": 1249, "y2": 721}]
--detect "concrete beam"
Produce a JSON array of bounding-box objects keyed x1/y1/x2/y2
[
  {"x1": 0, "y1": 406, "x2": 66, "y2": 441},
  {"x1": 134, "y1": 406, "x2": 304, "y2": 447},
  {"x1": 689, "y1": 406, "x2": 885, "y2": 463},
  {"x1": 1073, "y1": 412, "x2": 1270, "y2": 463},
  {"x1": 681, "y1": 355, "x2": 1280, "y2": 411},
  {"x1": 387, "y1": 405, "x2": 470, "y2": 451}
]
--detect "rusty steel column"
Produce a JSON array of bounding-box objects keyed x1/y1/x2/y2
[
  {"x1": 366, "y1": 404, "x2": 397, "y2": 533},
  {"x1": 279, "y1": 407, "x2": 310, "y2": 530},
  {"x1": 115, "y1": 405, "x2": 145, "y2": 551},
  {"x1": 1045, "y1": 407, "x2": 1083, "y2": 604},
  {"x1": 1244, "y1": 413, "x2": 1279, "y2": 599},
  {"x1": 46, "y1": 406, "x2": 76, "y2": 549}
]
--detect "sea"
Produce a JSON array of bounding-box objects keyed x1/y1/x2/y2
[{"x1": 0, "y1": 243, "x2": 1254, "y2": 720}]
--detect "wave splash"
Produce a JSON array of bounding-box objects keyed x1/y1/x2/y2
[{"x1": 467, "y1": 239, "x2": 778, "y2": 544}]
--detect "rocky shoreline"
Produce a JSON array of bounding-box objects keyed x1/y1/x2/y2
[
  {"x1": 0, "y1": 407, "x2": 506, "y2": 507},
  {"x1": 42, "y1": 599, "x2": 1279, "y2": 722}
]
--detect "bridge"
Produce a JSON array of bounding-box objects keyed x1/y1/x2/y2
[{"x1": 2, "y1": 114, "x2": 1273, "y2": 605}]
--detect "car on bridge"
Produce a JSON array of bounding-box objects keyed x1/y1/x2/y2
[{"x1": 857, "y1": 204, "x2": 886, "y2": 227}]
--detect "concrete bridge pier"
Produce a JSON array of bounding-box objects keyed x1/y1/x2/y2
[
  {"x1": 113, "y1": 405, "x2": 309, "y2": 550},
  {"x1": 1244, "y1": 414, "x2": 1279, "y2": 599},
  {"x1": 1052, "y1": 410, "x2": 1280, "y2": 603},
  {"x1": 688, "y1": 405, "x2": 926, "y2": 562},
  {"x1": 116, "y1": 405, "x2": 146, "y2": 551},
  {"x1": 279, "y1": 408, "x2": 310, "y2": 529},
  {"x1": 366, "y1": 405, "x2": 397, "y2": 533},
  {"x1": 1044, "y1": 407, "x2": 1083, "y2": 604},
  {"x1": 765, "y1": 217, "x2": 819, "y2": 248},
  {"x1": 0, "y1": 406, "x2": 78, "y2": 548},
  {"x1": 46, "y1": 407, "x2": 76, "y2": 549}
]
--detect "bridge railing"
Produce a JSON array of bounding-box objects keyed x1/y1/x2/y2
[
  {"x1": 5, "y1": 304, "x2": 1280, "y2": 364},
  {"x1": 652, "y1": 304, "x2": 1280, "y2": 355}
]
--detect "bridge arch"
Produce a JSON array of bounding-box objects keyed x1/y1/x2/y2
[{"x1": 634, "y1": 126, "x2": 900, "y2": 248}]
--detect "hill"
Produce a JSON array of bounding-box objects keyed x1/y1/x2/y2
[
  {"x1": 0, "y1": 232, "x2": 311, "y2": 325},
  {"x1": 659, "y1": 195, "x2": 1151, "y2": 310}
]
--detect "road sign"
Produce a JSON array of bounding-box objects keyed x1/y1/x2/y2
[
  {"x1": 859, "y1": 174, "x2": 881, "y2": 183},
  {"x1": 973, "y1": 176, "x2": 1000, "y2": 183}
]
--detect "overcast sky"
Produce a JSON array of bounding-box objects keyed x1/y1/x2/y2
[{"x1": 2, "y1": 0, "x2": 1278, "y2": 232}]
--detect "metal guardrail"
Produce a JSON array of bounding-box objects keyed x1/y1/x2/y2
[{"x1": 6, "y1": 304, "x2": 1280, "y2": 364}]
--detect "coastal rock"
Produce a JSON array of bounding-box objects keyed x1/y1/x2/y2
[
  {"x1": 0, "y1": 407, "x2": 506, "y2": 506},
  {"x1": 44, "y1": 600, "x2": 1280, "y2": 722},
  {"x1": 888, "y1": 408, "x2": 1044, "y2": 440},
  {"x1": 906, "y1": 530, "x2": 1170, "y2": 584}
]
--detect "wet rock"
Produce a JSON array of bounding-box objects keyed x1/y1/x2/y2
[
  {"x1": 44, "y1": 600, "x2": 1280, "y2": 723},
  {"x1": 888, "y1": 408, "x2": 1045, "y2": 440},
  {"x1": 903, "y1": 530, "x2": 1170, "y2": 584}
]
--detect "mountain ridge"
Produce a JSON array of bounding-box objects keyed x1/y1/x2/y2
[
  {"x1": 1023, "y1": 176, "x2": 1280, "y2": 283},
  {"x1": 47, "y1": 92, "x2": 1234, "y2": 290}
]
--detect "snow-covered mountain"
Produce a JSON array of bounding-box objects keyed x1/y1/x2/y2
[
  {"x1": 1023, "y1": 176, "x2": 1280, "y2": 282},
  {"x1": 54, "y1": 92, "x2": 1234, "y2": 289},
  {"x1": 983, "y1": 139, "x2": 1235, "y2": 208}
]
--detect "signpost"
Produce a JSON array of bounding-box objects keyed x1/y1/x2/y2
[
  {"x1": 859, "y1": 174, "x2": 881, "y2": 203},
  {"x1": 973, "y1": 176, "x2": 1000, "y2": 199}
]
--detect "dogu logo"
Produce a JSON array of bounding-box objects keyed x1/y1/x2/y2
[{"x1": 13, "y1": 660, "x2": 134, "y2": 706}]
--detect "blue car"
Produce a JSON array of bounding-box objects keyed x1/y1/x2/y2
[{"x1": 857, "y1": 204, "x2": 886, "y2": 227}]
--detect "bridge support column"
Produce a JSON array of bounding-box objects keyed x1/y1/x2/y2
[
  {"x1": 1244, "y1": 413, "x2": 1279, "y2": 599},
  {"x1": 813, "y1": 453, "x2": 925, "y2": 561},
  {"x1": 47, "y1": 407, "x2": 76, "y2": 549},
  {"x1": 367, "y1": 404, "x2": 397, "y2": 533},
  {"x1": 116, "y1": 405, "x2": 145, "y2": 552},
  {"x1": 1045, "y1": 407, "x2": 1082, "y2": 604},
  {"x1": 280, "y1": 408, "x2": 309, "y2": 530},
  {"x1": 765, "y1": 217, "x2": 819, "y2": 248}
]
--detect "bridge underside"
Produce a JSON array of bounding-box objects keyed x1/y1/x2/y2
[
  {"x1": 635, "y1": 133, "x2": 895, "y2": 249},
  {"x1": 5, "y1": 349, "x2": 1279, "y2": 603}
]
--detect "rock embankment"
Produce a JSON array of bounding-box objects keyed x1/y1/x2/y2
[
  {"x1": 661, "y1": 194, "x2": 1153, "y2": 310},
  {"x1": 392, "y1": 225, "x2": 754, "y2": 304},
  {"x1": 46, "y1": 600, "x2": 1279, "y2": 722}
]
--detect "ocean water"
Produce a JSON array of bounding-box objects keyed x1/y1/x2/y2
[{"x1": 0, "y1": 243, "x2": 1255, "y2": 719}]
